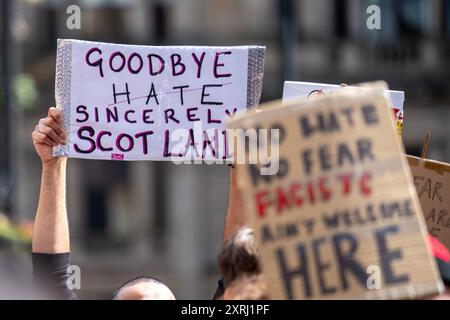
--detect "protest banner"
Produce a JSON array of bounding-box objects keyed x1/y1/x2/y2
[
  {"x1": 282, "y1": 81, "x2": 405, "y2": 136},
  {"x1": 227, "y1": 88, "x2": 442, "y2": 299},
  {"x1": 407, "y1": 155, "x2": 450, "y2": 253},
  {"x1": 54, "y1": 39, "x2": 265, "y2": 161}
]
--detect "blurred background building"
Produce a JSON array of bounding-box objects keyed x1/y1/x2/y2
[{"x1": 0, "y1": 0, "x2": 450, "y2": 299}]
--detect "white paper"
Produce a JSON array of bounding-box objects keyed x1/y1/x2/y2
[
  {"x1": 282, "y1": 81, "x2": 405, "y2": 124},
  {"x1": 54, "y1": 39, "x2": 265, "y2": 161}
]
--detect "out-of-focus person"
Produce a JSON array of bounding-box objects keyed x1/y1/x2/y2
[
  {"x1": 223, "y1": 274, "x2": 268, "y2": 300},
  {"x1": 214, "y1": 226, "x2": 263, "y2": 299},
  {"x1": 31, "y1": 107, "x2": 175, "y2": 300}
]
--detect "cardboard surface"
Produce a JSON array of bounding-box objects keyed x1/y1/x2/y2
[
  {"x1": 407, "y1": 155, "x2": 450, "y2": 252},
  {"x1": 227, "y1": 91, "x2": 441, "y2": 299}
]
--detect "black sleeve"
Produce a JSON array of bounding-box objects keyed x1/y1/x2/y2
[
  {"x1": 212, "y1": 278, "x2": 225, "y2": 300},
  {"x1": 32, "y1": 253, "x2": 77, "y2": 300}
]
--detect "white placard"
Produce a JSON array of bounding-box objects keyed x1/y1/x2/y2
[
  {"x1": 54, "y1": 39, "x2": 265, "y2": 161},
  {"x1": 283, "y1": 81, "x2": 404, "y2": 110},
  {"x1": 282, "y1": 81, "x2": 405, "y2": 135}
]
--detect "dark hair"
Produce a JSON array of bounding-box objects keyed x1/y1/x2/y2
[
  {"x1": 307, "y1": 89, "x2": 326, "y2": 99},
  {"x1": 218, "y1": 227, "x2": 261, "y2": 286},
  {"x1": 112, "y1": 276, "x2": 162, "y2": 300},
  {"x1": 223, "y1": 274, "x2": 268, "y2": 300}
]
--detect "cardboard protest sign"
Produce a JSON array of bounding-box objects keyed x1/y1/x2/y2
[
  {"x1": 227, "y1": 90, "x2": 441, "y2": 299},
  {"x1": 54, "y1": 39, "x2": 265, "y2": 161},
  {"x1": 407, "y1": 155, "x2": 450, "y2": 252},
  {"x1": 282, "y1": 81, "x2": 405, "y2": 136}
]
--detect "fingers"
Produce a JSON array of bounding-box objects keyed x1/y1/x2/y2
[
  {"x1": 48, "y1": 107, "x2": 64, "y2": 125},
  {"x1": 32, "y1": 131, "x2": 55, "y2": 147},
  {"x1": 32, "y1": 107, "x2": 67, "y2": 146},
  {"x1": 36, "y1": 122, "x2": 65, "y2": 146},
  {"x1": 48, "y1": 107, "x2": 67, "y2": 142},
  {"x1": 40, "y1": 116, "x2": 66, "y2": 138}
]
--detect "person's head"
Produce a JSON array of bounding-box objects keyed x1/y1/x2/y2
[
  {"x1": 426, "y1": 235, "x2": 450, "y2": 300},
  {"x1": 223, "y1": 274, "x2": 268, "y2": 300},
  {"x1": 307, "y1": 89, "x2": 326, "y2": 101},
  {"x1": 112, "y1": 276, "x2": 175, "y2": 300},
  {"x1": 218, "y1": 226, "x2": 261, "y2": 286}
]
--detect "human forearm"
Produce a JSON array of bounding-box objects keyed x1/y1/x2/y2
[
  {"x1": 223, "y1": 166, "x2": 248, "y2": 242},
  {"x1": 32, "y1": 158, "x2": 69, "y2": 253}
]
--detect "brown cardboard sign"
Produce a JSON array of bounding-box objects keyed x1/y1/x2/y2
[
  {"x1": 227, "y1": 91, "x2": 441, "y2": 299},
  {"x1": 407, "y1": 155, "x2": 450, "y2": 252}
]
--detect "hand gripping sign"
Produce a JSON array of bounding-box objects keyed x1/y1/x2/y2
[
  {"x1": 227, "y1": 86, "x2": 442, "y2": 299},
  {"x1": 53, "y1": 39, "x2": 265, "y2": 162}
]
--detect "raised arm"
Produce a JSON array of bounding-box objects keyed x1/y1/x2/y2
[
  {"x1": 32, "y1": 107, "x2": 68, "y2": 253},
  {"x1": 213, "y1": 166, "x2": 250, "y2": 299},
  {"x1": 223, "y1": 166, "x2": 248, "y2": 242},
  {"x1": 31, "y1": 107, "x2": 75, "y2": 299}
]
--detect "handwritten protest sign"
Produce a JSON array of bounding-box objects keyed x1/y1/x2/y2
[
  {"x1": 282, "y1": 81, "x2": 405, "y2": 136},
  {"x1": 228, "y1": 89, "x2": 441, "y2": 299},
  {"x1": 54, "y1": 39, "x2": 265, "y2": 161},
  {"x1": 407, "y1": 155, "x2": 450, "y2": 252}
]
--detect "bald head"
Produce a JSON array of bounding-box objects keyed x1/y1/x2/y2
[{"x1": 113, "y1": 277, "x2": 175, "y2": 300}]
